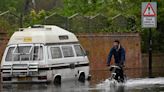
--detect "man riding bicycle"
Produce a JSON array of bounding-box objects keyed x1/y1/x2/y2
[{"x1": 107, "y1": 40, "x2": 126, "y2": 82}]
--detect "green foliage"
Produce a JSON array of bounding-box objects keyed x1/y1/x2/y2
[
  {"x1": 0, "y1": 17, "x2": 19, "y2": 36},
  {"x1": 53, "y1": 0, "x2": 109, "y2": 16},
  {"x1": 0, "y1": 0, "x2": 164, "y2": 53},
  {"x1": 0, "y1": 0, "x2": 24, "y2": 13},
  {"x1": 24, "y1": 9, "x2": 46, "y2": 26},
  {"x1": 141, "y1": 29, "x2": 164, "y2": 53}
]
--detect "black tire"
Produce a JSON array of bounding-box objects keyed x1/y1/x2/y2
[
  {"x1": 78, "y1": 73, "x2": 85, "y2": 83},
  {"x1": 54, "y1": 76, "x2": 61, "y2": 85}
]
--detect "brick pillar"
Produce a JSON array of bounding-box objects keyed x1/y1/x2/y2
[{"x1": 0, "y1": 31, "x2": 9, "y2": 61}]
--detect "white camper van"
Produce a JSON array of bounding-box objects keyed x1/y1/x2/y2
[{"x1": 1, "y1": 25, "x2": 90, "y2": 83}]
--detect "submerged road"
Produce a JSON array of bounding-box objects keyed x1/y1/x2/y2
[{"x1": 1, "y1": 68, "x2": 164, "y2": 92}]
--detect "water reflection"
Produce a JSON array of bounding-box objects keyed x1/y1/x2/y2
[
  {"x1": 1, "y1": 83, "x2": 48, "y2": 92},
  {"x1": 1, "y1": 68, "x2": 164, "y2": 92},
  {"x1": 1, "y1": 80, "x2": 91, "y2": 92}
]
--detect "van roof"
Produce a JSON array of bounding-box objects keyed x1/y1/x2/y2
[{"x1": 8, "y1": 25, "x2": 78, "y2": 45}]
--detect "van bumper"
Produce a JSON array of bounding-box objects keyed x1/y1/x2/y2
[{"x1": 1, "y1": 75, "x2": 50, "y2": 84}]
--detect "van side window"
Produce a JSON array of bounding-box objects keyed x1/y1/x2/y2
[
  {"x1": 62, "y1": 46, "x2": 74, "y2": 57},
  {"x1": 50, "y1": 47, "x2": 62, "y2": 59},
  {"x1": 74, "y1": 45, "x2": 85, "y2": 56}
]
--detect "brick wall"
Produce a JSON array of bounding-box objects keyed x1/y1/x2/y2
[{"x1": 77, "y1": 32, "x2": 142, "y2": 70}]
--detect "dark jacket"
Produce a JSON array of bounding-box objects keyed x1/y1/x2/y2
[{"x1": 107, "y1": 46, "x2": 125, "y2": 65}]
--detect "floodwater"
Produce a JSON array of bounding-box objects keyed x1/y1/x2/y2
[{"x1": 1, "y1": 68, "x2": 164, "y2": 92}]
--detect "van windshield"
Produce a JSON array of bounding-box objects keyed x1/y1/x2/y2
[{"x1": 5, "y1": 45, "x2": 43, "y2": 61}]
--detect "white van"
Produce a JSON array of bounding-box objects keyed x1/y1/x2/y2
[{"x1": 1, "y1": 25, "x2": 90, "y2": 83}]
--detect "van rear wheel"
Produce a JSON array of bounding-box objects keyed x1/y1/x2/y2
[{"x1": 78, "y1": 73, "x2": 85, "y2": 82}]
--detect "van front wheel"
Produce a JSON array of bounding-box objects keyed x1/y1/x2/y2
[{"x1": 54, "y1": 76, "x2": 61, "y2": 85}]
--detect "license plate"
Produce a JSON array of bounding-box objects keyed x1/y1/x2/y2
[{"x1": 18, "y1": 77, "x2": 32, "y2": 81}]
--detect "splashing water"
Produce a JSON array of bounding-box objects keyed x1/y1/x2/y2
[
  {"x1": 97, "y1": 77, "x2": 164, "y2": 88},
  {"x1": 96, "y1": 78, "x2": 124, "y2": 91},
  {"x1": 125, "y1": 77, "x2": 164, "y2": 87}
]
